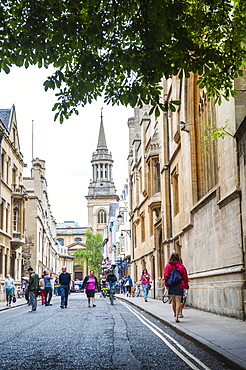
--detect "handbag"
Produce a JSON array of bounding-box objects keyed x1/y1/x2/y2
[
  {"x1": 12, "y1": 296, "x2": 16, "y2": 303},
  {"x1": 125, "y1": 281, "x2": 130, "y2": 286},
  {"x1": 147, "y1": 284, "x2": 151, "y2": 290}
]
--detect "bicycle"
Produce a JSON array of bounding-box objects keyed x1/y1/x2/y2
[
  {"x1": 162, "y1": 287, "x2": 172, "y2": 304},
  {"x1": 132, "y1": 282, "x2": 140, "y2": 297}
]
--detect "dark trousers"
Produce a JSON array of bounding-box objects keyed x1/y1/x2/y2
[
  {"x1": 60, "y1": 285, "x2": 69, "y2": 306},
  {"x1": 45, "y1": 287, "x2": 52, "y2": 305},
  {"x1": 29, "y1": 291, "x2": 37, "y2": 311}
]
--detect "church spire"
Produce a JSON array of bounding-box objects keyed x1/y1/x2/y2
[{"x1": 97, "y1": 108, "x2": 107, "y2": 149}]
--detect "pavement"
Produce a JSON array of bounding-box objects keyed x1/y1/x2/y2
[{"x1": 0, "y1": 294, "x2": 245, "y2": 370}]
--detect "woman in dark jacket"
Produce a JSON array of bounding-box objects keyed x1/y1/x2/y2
[
  {"x1": 82, "y1": 270, "x2": 98, "y2": 307},
  {"x1": 164, "y1": 252, "x2": 189, "y2": 323},
  {"x1": 124, "y1": 275, "x2": 133, "y2": 297}
]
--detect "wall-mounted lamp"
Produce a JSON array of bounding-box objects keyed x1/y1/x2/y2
[
  {"x1": 180, "y1": 121, "x2": 190, "y2": 133},
  {"x1": 121, "y1": 229, "x2": 131, "y2": 237}
]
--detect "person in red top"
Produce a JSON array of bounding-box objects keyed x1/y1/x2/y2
[{"x1": 164, "y1": 252, "x2": 189, "y2": 323}]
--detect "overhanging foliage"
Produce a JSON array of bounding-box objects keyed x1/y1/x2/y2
[{"x1": 0, "y1": 0, "x2": 245, "y2": 122}]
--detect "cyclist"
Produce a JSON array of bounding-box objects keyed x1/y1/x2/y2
[{"x1": 106, "y1": 270, "x2": 117, "y2": 298}]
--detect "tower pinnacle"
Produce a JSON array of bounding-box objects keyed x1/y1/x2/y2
[{"x1": 97, "y1": 108, "x2": 107, "y2": 149}]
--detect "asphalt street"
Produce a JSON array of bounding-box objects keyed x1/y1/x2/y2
[{"x1": 0, "y1": 293, "x2": 231, "y2": 370}]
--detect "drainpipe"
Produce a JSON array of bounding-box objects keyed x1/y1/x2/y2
[
  {"x1": 42, "y1": 228, "x2": 45, "y2": 272},
  {"x1": 0, "y1": 131, "x2": 4, "y2": 206},
  {"x1": 152, "y1": 255, "x2": 156, "y2": 299},
  {"x1": 166, "y1": 111, "x2": 173, "y2": 239}
]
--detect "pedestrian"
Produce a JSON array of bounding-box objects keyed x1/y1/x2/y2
[
  {"x1": 140, "y1": 268, "x2": 151, "y2": 302},
  {"x1": 26, "y1": 267, "x2": 39, "y2": 312},
  {"x1": 21, "y1": 278, "x2": 27, "y2": 298},
  {"x1": 4, "y1": 274, "x2": 15, "y2": 307},
  {"x1": 124, "y1": 275, "x2": 133, "y2": 297},
  {"x1": 59, "y1": 266, "x2": 71, "y2": 308},
  {"x1": 120, "y1": 277, "x2": 126, "y2": 294},
  {"x1": 39, "y1": 275, "x2": 45, "y2": 305},
  {"x1": 82, "y1": 270, "x2": 98, "y2": 307},
  {"x1": 44, "y1": 270, "x2": 53, "y2": 306},
  {"x1": 164, "y1": 252, "x2": 189, "y2": 323},
  {"x1": 54, "y1": 278, "x2": 60, "y2": 296}
]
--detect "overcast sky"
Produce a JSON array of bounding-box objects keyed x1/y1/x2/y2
[{"x1": 0, "y1": 66, "x2": 133, "y2": 226}]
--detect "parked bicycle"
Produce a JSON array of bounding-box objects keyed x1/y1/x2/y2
[
  {"x1": 162, "y1": 287, "x2": 172, "y2": 304},
  {"x1": 132, "y1": 282, "x2": 140, "y2": 297}
]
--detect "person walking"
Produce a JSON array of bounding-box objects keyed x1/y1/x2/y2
[
  {"x1": 4, "y1": 274, "x2": 15, "y2": 307},
  {"x1": 27, "y1": 267, "x2": 39, "y2": 312},
  {"x1": 44, "y1": 270, "x2": 53, "y2": 306},
  {"x1": 39, "y1": 275, "x2": 45, "y2": 305},
  {"x1": 164, "y1": 252, "x2": 189, "y2": 323},
  {"x1": 54, "y1": 278, "x2": 60, "y2": 296},
  {"x1": 140, "y1": 268, "x2": 151, "y2": 302},
  {"x1": 120, "y1": 277, "x2": 126, "y2": 294},
  {"x1": 82, "y1": 270, "x2": 98, "y2": 307},
  {"x1": 59, "y1": 266, "x2": 71, "y2": 308},
  {"x1": 125, "y1": 275, "x2": 133, "y2": 297}
]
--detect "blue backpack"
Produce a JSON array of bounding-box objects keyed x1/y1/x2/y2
[{"x1": 167, "y1": 267, "x2": 182, "y2": 287}]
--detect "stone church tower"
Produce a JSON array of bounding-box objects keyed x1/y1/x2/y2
[{"x1": 85, "y1": 112, "x2": 119, "y2": 234}]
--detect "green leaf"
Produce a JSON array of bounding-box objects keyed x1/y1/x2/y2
[{"x1": 169, "y1": 104, "x2": 176, "y2": 112}]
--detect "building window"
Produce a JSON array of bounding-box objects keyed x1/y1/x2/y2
[
  {"x1": 75, "y1": 237, "x2": 82, "y2": 242},
  {"x1": 149, "y1": 207, "x2": 154, "y2": 236},
  {"x1": 5, "y1": 204, "x2": 9, "y2": 233},
  {"x1": 12, "y1": 167, "x2": 17, "y2": 185},
  {"x1": 155, "y1": 161, "x2": 161, "y2": 193},
  {"x1": 0, "y1": 248, "x2": 2, "y2": 274},
  {"x1": 98, "y1": 209, "x2": 107, "y2": 224},
  {"x1": 171, "y1": 166, "x2": 179, "y2": 216},
  {"x1": 13, "y1": 203, "x2": 19, "y2": 232},
  {"x1": 1, "y1": 151, "x2": 5, "y2": 182},
  {"x1": 141, "y1": 213, "x2": 145, "y2": 243},
  {"x1": 57, "y1": 238, "x2": 64, "y2": 246},
  {"x1": 0, "y1": 200, "x2": 4, "y2": 230}
]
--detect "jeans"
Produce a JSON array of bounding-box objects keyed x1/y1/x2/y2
[
  {"x1": 60, "y1": 285, "x2": 69, "y2": 306},
  {"x1": 45, "y1": 287, "x2": 52, "y2": 305},
  {"x1": 29, "y1": 290, "x2": 37, "y2": 310},
  {"x1": 107, "y1": 283, "x2": 116, "y2": 291},
  {"x1": 142, "y1": 284, "x2": 149, "y2": 299}
]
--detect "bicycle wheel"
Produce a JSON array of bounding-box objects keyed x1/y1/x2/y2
[{"x1": 163, "y1": 290, "x2": 169, "y2": 303}]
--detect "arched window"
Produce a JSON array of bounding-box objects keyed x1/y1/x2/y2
[
  {"x1": 74, "y1": 237, "x2": 82, "y2": 242},
  {"x1": 98, "y1": 209, "x2": 107, "y2": 224},
  {"x1": 57, "y1": 238, "x2": 64, "y2": 246}
]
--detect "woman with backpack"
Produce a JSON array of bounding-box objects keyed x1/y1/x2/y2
[{"x1": 164, "y1": 252, "x2": 189, "y2": 323}]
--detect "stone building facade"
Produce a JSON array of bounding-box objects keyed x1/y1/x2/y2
[
  {"x1": 56, "y1": 221, "x2": 87, "y2": 279},
  {"x1": 23, "y1": 158, "x2": 72, "y2": 278},
  {"x1": 0, "y1": 105, "x2": 27, "y2": 300},
  {"x1": 128, "y1": 73, "x2": 246, "y2": 319}
]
